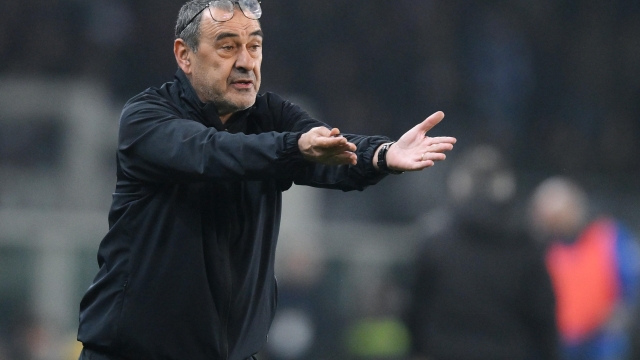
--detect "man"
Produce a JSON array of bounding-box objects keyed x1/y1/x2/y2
[
  {"x1": 77, "y1": 1, "x2": 456, "y2": 359},
  {"x1": 529, "y1": 177, "x2": 640, "y2": 360},
  {"x1": 404, "y1": 144, "x2": 558, "y2": 360}
]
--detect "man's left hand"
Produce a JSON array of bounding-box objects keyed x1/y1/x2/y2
[{"x1": 377, "y1": 111, "x2": 456, "y2": 172}]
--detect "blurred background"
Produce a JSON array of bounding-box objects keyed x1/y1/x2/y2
[{"x1": 0, "y1": 0, "x2": 639, "y2": 359}]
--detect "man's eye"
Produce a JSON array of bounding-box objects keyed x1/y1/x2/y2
[{"x1": 221, "y1": 45, "x2": 234, "y2": 50}]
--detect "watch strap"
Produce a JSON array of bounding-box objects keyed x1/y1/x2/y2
[{"x1": 377, "y1": 142, "x2": 404, "y2": 175}]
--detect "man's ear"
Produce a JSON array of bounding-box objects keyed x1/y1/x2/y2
[{"x1": 174, "y1": 39, "x2": 192, "y2": 74}]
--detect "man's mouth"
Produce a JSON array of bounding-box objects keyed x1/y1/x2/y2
[{"x1": 230, "y1": 79, "x2": 254, "y2": 90}]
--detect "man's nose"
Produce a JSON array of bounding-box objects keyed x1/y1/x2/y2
[{"x1": 235, "y1": 46, "x2": 256, "y2": 71}]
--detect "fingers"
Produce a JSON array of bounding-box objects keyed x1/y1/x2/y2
[
  {"x1": 419, "y1": 152, "x2": 446, "y2": 162},
  {"x1": 416, "y1": 143, "x2": 453, "y2": 164},
  {"x1": 315, "y1": 127, "x2": 344, "y2": 141},
  {"x1": 300, "y1": 126, "x2": 358, "y2": 164},
  {"x1": 426, "y1": 136, "x2": 457, "y2": 144},
  {"x1": 315, "y1": 151, "x2": 357, "y2": 166},
  {"x1": 411, "y1": 159, "x2": 435, "y2": 170},
  {"x1": 310, "y1": 126, "x2": 333, "y2": 137},
  {"x1": 312, "y1": 128, "x2": 357, "y2": 153},
  {"x1": 424, "y1": 142, "x2": 455, "y2": 153},
  {"x1": 314, "y1": 135, "x2": 356, "y2": 151},
  {"x1": 331, "y1": 151, "x2": 358, "y2": 165}
]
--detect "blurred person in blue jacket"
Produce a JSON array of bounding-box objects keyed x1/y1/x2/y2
[
  {"x1": 404, "y1": 144, "x2": 559, "y2": 360},
  {"x1": 529, "y1": 176, "x2": 640, "y2": 360}
]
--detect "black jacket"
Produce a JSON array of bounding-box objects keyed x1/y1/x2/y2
[{"x1": 78, "y1": 70, "x2": 390, "y2": 360}]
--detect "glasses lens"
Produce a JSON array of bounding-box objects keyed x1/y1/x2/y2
[
  {"x1": 238, "y1": 0, "x2": 262, "y2": 19},
  {"x1": 210, "y1": 0, "x2": 235, "y2": 22}
]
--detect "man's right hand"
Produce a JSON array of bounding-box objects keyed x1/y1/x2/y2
[{"x1": 298, "y1": 127, "x2": 358, "y2": 165}]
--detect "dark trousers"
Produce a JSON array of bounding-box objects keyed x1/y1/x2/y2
[{"x1": 80, "y1": 347, "x2": 258, "y2": 360}]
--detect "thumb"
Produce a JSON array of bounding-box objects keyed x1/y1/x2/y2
[
  {"x1": 417, "y1": 111, "x2": 445, "y2": 134},
  {"x1": 309, "y1": 126, "x2": 333, "y2": 137}
]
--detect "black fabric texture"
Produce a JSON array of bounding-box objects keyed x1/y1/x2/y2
[{"x1": 404, "y1": 219, "x2": 560, "y2": 360}]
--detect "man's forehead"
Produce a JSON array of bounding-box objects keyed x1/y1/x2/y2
[{"x1": 200, "y1": 9, "x2": 262, "y2": 39}]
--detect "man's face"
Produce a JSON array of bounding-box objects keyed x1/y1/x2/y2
[{"x1": 187, "y1": 7, "x2": 263, "y2": 118}]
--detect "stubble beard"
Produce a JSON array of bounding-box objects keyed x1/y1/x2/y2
[{"x1": 192, "y1": 72, "x2": 256, "y2": 116}]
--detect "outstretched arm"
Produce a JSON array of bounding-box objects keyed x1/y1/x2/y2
[
  {"x1": 296, "y1": 111, "x2": 456, "y2": 171},
  {"x1": 373, "y1": 111, "x2": 456, "y2": 172}
]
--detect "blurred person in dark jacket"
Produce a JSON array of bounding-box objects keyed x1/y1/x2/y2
[
  {"x1": 76, "y1": 1, "x2": 457, "y2": 360},
  {"x1": 404, "y1": 144, "x2": 558, "y2": 360},
  {"x1": 529, "y1": 176, "x2": 640, "y2": 360}
]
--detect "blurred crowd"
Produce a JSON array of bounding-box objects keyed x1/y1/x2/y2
[
  {"x1": 1, "y1": 0, "x2": 639, "y2": 359},
  {"x1": 1, "y1": 0, "x2": 639, "y2": 175},
  {"x1": 261, "y1": 144, "x2": 640, "y2": 360},
  {"x1": 402, "y1": 145, "x2": 640, "y2": 360}
]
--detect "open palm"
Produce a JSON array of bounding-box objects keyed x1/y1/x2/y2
[{"x1": 387, "y1": 111, "x2": 457, "y2": 171}]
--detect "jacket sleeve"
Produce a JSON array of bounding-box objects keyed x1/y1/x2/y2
[
  {"x1": 117, "y1": 94, "x2": 305, "y2": 183},
  {"x1": 269, "y1": 94, "x2": 391, "y2": 191}
]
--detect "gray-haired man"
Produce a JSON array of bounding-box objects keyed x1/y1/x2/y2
[{"x1": 77, "y1": 1, "x2": 456, "y2": 359}]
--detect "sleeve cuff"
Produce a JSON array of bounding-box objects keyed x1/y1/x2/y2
[
  {"x1": 281, "y1": 131, "x2": 304, "y2": 157},
  {"x1": 274, "y1": 131, "x2": 307, "y2": 176},
  {"x1": 358, "y1": 136, "x2": 392, "y2": 180}
]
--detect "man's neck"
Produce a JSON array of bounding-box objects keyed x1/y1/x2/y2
[{"x1": 219, "y1": 113, "x2": 232, "y2": 124}]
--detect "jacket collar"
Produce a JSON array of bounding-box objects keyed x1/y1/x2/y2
[{"x1": 174, "y1": 68, "x2": 252, "y2": 132}]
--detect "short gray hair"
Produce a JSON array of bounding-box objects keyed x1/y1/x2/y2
[{"x1": 175, "y1": 1, "x2": 210, "y2": 52}]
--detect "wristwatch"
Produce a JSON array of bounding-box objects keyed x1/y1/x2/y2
[{"x1": 377, "y1": 142, "x2": 404, "y2": 174}]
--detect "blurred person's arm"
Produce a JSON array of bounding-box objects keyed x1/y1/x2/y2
[
  {"x1": 604, "y1": 222, "x2": 640, "y2": 336},
  {"x1": 615, "y1": 222, "x2": 640, "y2": 307}
]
